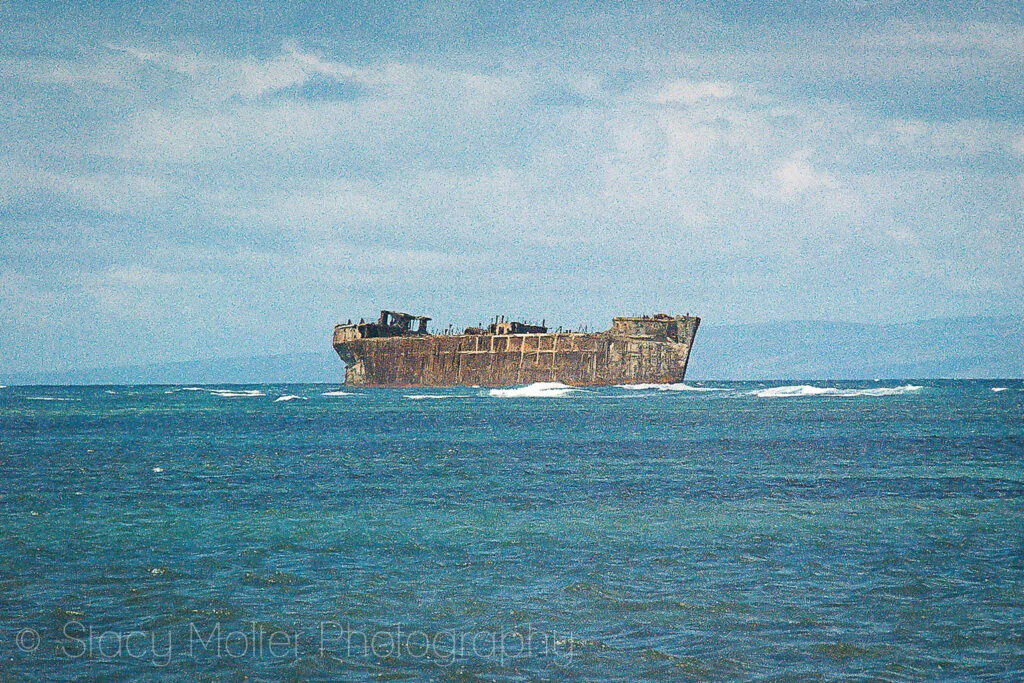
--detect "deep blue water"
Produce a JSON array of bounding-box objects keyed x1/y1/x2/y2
[{"x1": 0, "y1": 380, "x2": 1022, "y2": 681}]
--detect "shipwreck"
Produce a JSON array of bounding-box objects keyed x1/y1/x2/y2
[{"x1": 333, "y1": 310, "x2": 700, "y2": 387}]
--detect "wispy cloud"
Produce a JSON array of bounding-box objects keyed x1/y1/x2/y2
[{"x1": 1, "y1": 3, "x2": 1022, "y2": 372}]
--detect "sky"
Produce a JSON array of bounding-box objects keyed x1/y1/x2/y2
[{"x1": 1, "y1": 1, "x2": 1022, "y2": 373}]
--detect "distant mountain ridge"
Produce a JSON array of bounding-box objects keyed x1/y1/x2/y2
[
  {"x1": 1, "y1": 352, "x2": 344, "y2": 386},
  {"x1": 686, "y1": 315, "x2": 1023, "y2": 380},
  {"x1": 2, "y1": 316, "x2": 1021, "y2": 384}
]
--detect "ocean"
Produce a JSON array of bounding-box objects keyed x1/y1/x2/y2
[{"x1": 1, "y1": 381, "x2": 1021, "y2": 680}]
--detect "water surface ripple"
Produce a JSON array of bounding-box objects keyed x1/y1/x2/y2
[{"x1": 0, "y1": 381, "x2": 1022, "y2": 680}]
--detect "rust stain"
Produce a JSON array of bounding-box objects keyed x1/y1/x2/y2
[{"x1": 333, "y1": 310, "x2": 700, "y2": 387}]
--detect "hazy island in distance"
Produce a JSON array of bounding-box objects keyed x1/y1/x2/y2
[{"x1": 4, "y1": 315, "x2": 1021, "y2": 385}]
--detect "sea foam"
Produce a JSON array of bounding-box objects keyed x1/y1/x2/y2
[
  {"x1": 755, "y1": 384, "x2": 922, "y2": 398},
  {"x1": 274, "y1": 395, "x2": 306, "y2": 402},
  {"x1": 209, "y1": 389, "x2": 265, "y2": 398},
  {"x1": 489, "y1": 382, "x2": 576, "y2": 398},
  {"x1": 617, "y1": 383, "x2": 724, "y2": 392},
  {"x1": 992, "y1": 387, "x2": 1009, "y2": 393},
  {"x1": 321, "y1": 390, "x2": 352, "y2": 397}
]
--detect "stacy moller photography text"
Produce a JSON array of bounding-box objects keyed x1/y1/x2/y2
[{"x1": 10, "y1": 620, "x2": 577, "y2": 667}]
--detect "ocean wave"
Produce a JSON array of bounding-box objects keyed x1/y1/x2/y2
[
  {"x1": 26, "y1": 396, "x2": 81, "y2": 402},
  {"x1": 991, "y1": 387, "x2": 1009, "y2": 393},
  {"x1": 616, "y1": 383, "x2": 725, "y2": 392},
  {"x1": 755, "y1": 384, "x2": 923, "y2": 398},
  {"x1": 274, "y1": 395, "x2": 307, "y2": 402},
  {"x1": 489, "y1": 382, "x2": 576, "y2": 398},
  {"x1": 209, "y1": 389, "x2": 265, "y2": 398},
  {"x1": 405, "y1": 394, "x2": 455, "y2": 400},
  {"x1": 321, "y1": 390, "x2": 352, "y2": 397}
]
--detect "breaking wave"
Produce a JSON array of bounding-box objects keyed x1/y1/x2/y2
[
  {"x1": 405, "y1": 394, "x2": 456, "y2": 400},
  {"x1": 755, "y1": 384, "x2": 923, "y2": 398},
  {"x1": 209, "y1": 389, "x2": 265, "y2": 398},
  {"x1": 617, "y1": 383, "x2": 725, "y2": 392},
  {"x1": 26, "y1": 396, "x2": 80, "y2": 402},
  {"x1": 489, "y1": 382, "x2": 577, "y2": 398},
  {"x1": 321, "y1": 390, "x2": 352, "y2": 397},
  {"x1": 991, "y1": 387, "x2": 1009, "y2": 393},
  {"x1": 274, "y1": 395, "x2": 306, "y2": 402}
]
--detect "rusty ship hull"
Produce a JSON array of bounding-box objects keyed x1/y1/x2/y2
[{"x1": 333, "y1": 311, "x2": 700, "y2": 388}]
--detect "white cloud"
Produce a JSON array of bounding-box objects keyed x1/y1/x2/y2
[
  {"x1": 105, "y1": 44, "x2": 371, "y2": 101},
  {"x1": 881, "y1": 118, "x2": 1019, "y2": 159},
  {"x1": 0, "y1": 161, "x2": 170, "y2": 214},
  {"x1": 83, "y1": 265, "x2": 187, "y2": 321},
  {"x1": 107, "y1": 45, "x2": 205, "y2": 78},
  {"x1": 3, "y1": 28, "x2": 1024, "y2": 375},
  {"x1": 651, "y1": 79, "x2": 735, "y2": 105},
  {"x1": 0, "y1": 271, "x2": 59, "y2": 324},
  {"x1": 2, "y1": 53, "x2": 130, "y2": 89},
  {"x1": 859, "y1": 21, "x2": 1024, "y2": 63},
  {"x1": 59, "y1": 172, "x2": 170, "y2": 214},
  {"x1": 772, "y1": 150, "x2": 836, "y2": 197},
  {"x1": 92, "y1": 51, "x2": 525, "y2": 172},
  {"x1": 214, "y1": 179, "x2": 397, "y2": 236}
]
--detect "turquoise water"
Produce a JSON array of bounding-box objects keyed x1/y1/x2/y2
[{"x1": 1, "y1": 381, "x2": 1022, "y2": 680}]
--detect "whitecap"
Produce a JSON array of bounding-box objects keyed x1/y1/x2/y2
[
  {"x1": 755, "y1": 385, "x2": 840, "y2": 398},
  {"x1": 209, "y1": 389, "x2": 265, "y2": 398},
  {"x1": 26, "y1": 396, "x2": 80, "y2": 402},
  {"x1": 755, "y1": 384, "x2": 922, "y2": 398},
  {"x1": 321, "y1": 390, "x2": 352, "y2": 396},
  {"x1": 616, "y1": 383, "x2": 724, "y2": 392},
  {"x1": 842, "y1": 385, "x2": 922, "y2": 397},
  {"x1": 274, "y1": 395, "x2": 307, "y2": 402},
  {"x1": 489, "y1": 382, "x2": 576, "y2": 398},
  {"x1": 991, "y1": 387, "x2": 1009, "y2": 393}
]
